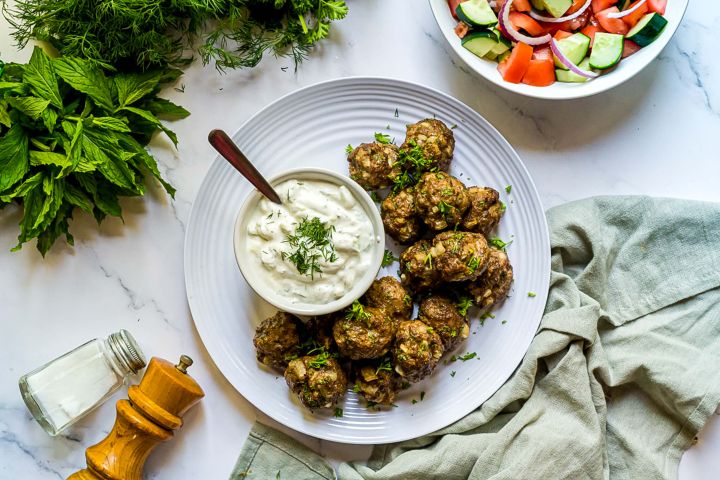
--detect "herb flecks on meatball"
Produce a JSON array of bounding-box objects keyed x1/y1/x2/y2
[
  {"x1": 393, "y1": 319, "x2": 444, "y2": 383},
  {"x1": 399, "y1": 239, "x2": 440, "y2": 293},
  {"x1": 432, "y1": 231, "x2": 489, "y2": 283},
  {"x1": 381, "y1": 188, "x2": 422, "y2": 244},
  {"x1": 461, "y1": 187, "x2": 504, "y2": 235},
  {"x1": 467, "y1": 247, "x2": 514, "y2": 310},
  {"x1": 285, "y1": 354, "x2": 348, "y2": 409},
  {"x1": 418, "y1": 295, "x2": 469, "y2": 352},
  {"x1": 400, "y1": 119, "x2": 455, "y2": 172},
  {"x1": 253, "y1": 311, "x2": 304, "y2": 370},
  {"x1": 352, "y1": 358, "x2": 400, "y2": 405},
  {"x1": 348, "y1": 142, "x2": 401, "y2": 190},
  {"x1": 332, "y1": 302, "x2": 395, "y2": 360},
  {"x1": 363, "y1": 277, "x2": 413, "y2": 321},
  {"x1": 415, "y1": 171, "x2": 469, "y2": 231}
]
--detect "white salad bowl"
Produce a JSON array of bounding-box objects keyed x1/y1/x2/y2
[
  {"x1": 428, "y1": 0, "x2": 689, "y2": 100},
  {"x1": 233, "y1": 167, "x2": 385, "y2": 317}
]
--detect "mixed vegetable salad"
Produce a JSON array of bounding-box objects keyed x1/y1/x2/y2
[{"x1": 449, "y1": 0, "x2": 669, "y2": 86}]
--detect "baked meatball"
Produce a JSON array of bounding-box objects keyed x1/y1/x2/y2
[
  {"x1": 363, "y1": 276, "x2": 413, "y2": 321},
  {"x1": 381, "y1": 188, "x2": 422, "y2": 244},
  {"x1": 348, "y1": 142, "x2": 401, "y2": 190},
  {"x1": 418, "y1": 295, "x2": 470, "y2": 352},
  {"x1": 467, "y1": 248, "x2": 514, "y2": 309},
  {"x1": 307, "y1": 313, "x2": 340, "y2": 353},
  {"x1": 415, "y1": 172, "x2": 469, "y2": 231},
  {"x1": 399, "y1": 239, "x2": 440, "y2": 293},
  {"x1": 352, "y1": 360, "x2": 401, "y2": 405},
  {"x1": 392, "y1": 320, "x2": 444, "y2": 383},
  {"x1": 285, "y1": 355, "x2": 347, "y2": 409},
  {"x1": 432, "y1": 231, "x2": 489, "y2": 283},
  {"x1": 253, "y1": 311, "x2": 303, "y2": 370},
  {"x1": 333, "y1": 305, "x2": 395, "y2": 360},
  {"x1": 461, "y1": 187, "x2": 504, "y2": 235},
  {"x1": 400, "y1": 119, "x2": 455, "y2": 172}
]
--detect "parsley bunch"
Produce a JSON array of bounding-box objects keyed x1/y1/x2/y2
[
  {"x1": 4, "y1": 0, "x2": 348, "y2": 72},
  {"x1": 0, "y1": 47, "x2": 187, "y2": 255}
]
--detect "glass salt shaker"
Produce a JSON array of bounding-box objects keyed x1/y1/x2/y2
[{"x1": 18, "y1": 329, "x2": 146, "y2": 436}]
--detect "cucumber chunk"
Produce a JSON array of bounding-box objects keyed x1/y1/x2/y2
[
  {"x1": 553, "y1": 33, "x2": 591, "y2": 70},
  {"x1": 589, "y1": 32, "x2": 624, "y2": 69},
  {"x1": 626, "y1": 13, "x2": 668, "y2": 47},
  {"x1": 462, "y1": 31, "x2": 500, "y2": 58},
  {"x1": 556, "y1": 58, "x2": 593, "y2": 83},
  {"x1": 542, "y1": 0, "x2": 572, "y2": 18},
  {"x1": 456, "y1": 0, "x2": 498, "y2": 27}
]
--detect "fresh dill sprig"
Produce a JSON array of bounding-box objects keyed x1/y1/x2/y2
[
  {"x1": 391, "y1": 140, "x2": 435, "y2": 193},
  {"x1": 457, "y1": 296, "x2": 474, "y2": 316},
  {"x1": 281, "y1": 216, "x2": 337, "y2": 278}
]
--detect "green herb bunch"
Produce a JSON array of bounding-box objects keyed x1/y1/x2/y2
[
  {"x1": 0, "y1": 47, "x2": 188, "y2": 255},
  {"x1": 4, "y1": 0, "x2": 348, "y2": 72},
  {"x1": 281, "y1": 216, "x2": 337, "y2": 278}
]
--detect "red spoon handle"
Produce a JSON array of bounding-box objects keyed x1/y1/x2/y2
[{"x1": 208, "y1": 129, "x2": 282, "y2": 204}]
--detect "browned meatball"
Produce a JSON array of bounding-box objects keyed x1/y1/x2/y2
[
  {"x1": 307, "y1": 313, "x2": 340, "y2": 353},
  {"x1": 363, "y1": 276, "x2": 413, "y2": 321},
  {"x1": 392, "y1": 320, "x2": 444, "y2": 383},
  {"x1": 461, "y1": 187, "x2": 504, "y2": 235},
  {"x1": 399, "y1": 239, "x2": 440, "y2": 293},
  {"x1": 352, "y1": 360, "x2": 401, "y2": 405},
  {"x1": 400, "y1": 119, "x2": 455, "y2": 172},
  {"x1": 348, "y1": 142, "x2": 401, "y2": 190},
  {"x1": 467, "y1": 248, "x2": 514, "y2": 309},
  {"x1": 415, "y1": 172, "x2": 469, "y2": 231},
  {"x1": 253, "y1": 311, "x2": 303, "y2": 370},
  {"x1": 418, "y1": 295, "x2": 470, "y2": 352},
  {"x1": 381, "y1": 188, "x2": 422, "y2": 244},
  {"x1": 285, "y1": 355, "x2": 347, "y2": 409},
  {"x1": 332, "y1": 304, "x2": 395, "y2": 360},
  {"x1": 431, "y1": 231, "x2": 489, "y2": 283}
]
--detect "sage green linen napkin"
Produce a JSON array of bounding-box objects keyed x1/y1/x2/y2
[{"x1": 231, "y1": 196, "x2": 720, "y2": 480}]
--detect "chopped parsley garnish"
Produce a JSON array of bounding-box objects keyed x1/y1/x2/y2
[
  {"x1": 505, "y1": 185, "x2": 512, "y2": 193},
  {"x1": 374, "y1": 132, "x2": 392, "y2": 144},
  {"x1": 450, "y1": 371, "x2": 457, "y2": 377},
  {"x1": 467, "y1": 256, "x2": 480, "y2": 273},
  {"x1": 353, "y1": 383, "x2": 361, "y2": 393},
  {"x1": 489, "y1": 237, "x2": 512, "y2": 251},
  {"x1": 456, "y1": 296, "x2": 473, "y2": 316},
  {"x1": 391, "y1": 140, "x2": 435, "y2": 193},
  {"x1": 501, "y1": 320, "x2": 508, "y2": 325},
  {"x1": 376, "y1": 357, "x2": 392, "y2": 374},
  {"x1": 423, "y1": 253, "x2": 433, "y2": 268},
  {"x1": 437, "y1": 200, "x2": 452, "y2": 216},
  {"x1": 282, "y1": 217, "x2": 337, "y2": 278},
  {"x1": 369, "y1": 191, "x2": 382, "y2": 203},
  {"x1": 401, "y1": 381, "x2": 411, "y2": 390},
  {"x1": 411, "y1": 399, "x2": 417, "y2": 405},
  {"x1": 450, "y1": 123, "x2": 458, "y2": 129},
  {"x1": 403, "y1": 294, "x2": 412, "y2": 306},
  {"x1": 308, "y1": 351, "x2": 332, "y2": 369},
  {"x1": 334, "y1": 407, "x2": 343, "y2": 418},
  {"x1": 382, "y1": 249, "x2": 399, "y2": 267},
  {"x1": 366, "y1": 400, "x2": 379, "y2": 409},
  {"x1": 420, "y1": 391, "x2": 426, "y2": 401},
  {"x1": 345, "y1": 144, "x2": 354, "y2": 154},
  {"x1": 451, "y1": 352, "x2": 477, "y2": 362},
  {"x1": 500, "y1": 201, "x2": 507, "y2": 213},
  {"x1": 345, "y1": 300, "x2": 371, "y2": 323},
  {"x1": 528, "y1": 291, "x2": 537, "y2": 298}
]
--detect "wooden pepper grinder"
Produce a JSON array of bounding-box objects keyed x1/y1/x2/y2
[{"x1": 68, "y1": 355, "x2": 204, "y2": 480}]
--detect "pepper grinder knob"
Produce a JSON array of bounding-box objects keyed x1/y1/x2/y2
[{"x1": 68, "y1": 355, "x2": 204, "y2": 480}]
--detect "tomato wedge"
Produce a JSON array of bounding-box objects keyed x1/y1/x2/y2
[
  {"x1": 647, "y1": 0, "x2": 667, "y2": 14},
  {"x1": 509, "y1": 12, "x2": 546, "y2": 36},
  {"x1": 622, "y1": 39, "x2": 642, "y2": 58},
  {"x1": 514, "y1": 0, "x2": 533, "y2": 11},
  {"x1": 580, "y1": 23, "x2": 606, "y2": 46},
  {"x1": 498, "y1": 42, "x2": 534, "y2": 83},
  {"x1": 621, "y1": 0, "x2": 649, "y2": 28},
  {"x1": 567, "y1": 0, "x2": 589, "y2": 14},
  {"x1": 522, "y1": 59, "x2": 555, "y2": 86},
  {"x1": 554, "y1": 30, "x2": 574, "y2": 40},
  {"x1": 591, "y1": 0, "x2": 617, "y2": 13},
  {"x1": 597, "y1": 7, "x2": 629, "y2": 34}
]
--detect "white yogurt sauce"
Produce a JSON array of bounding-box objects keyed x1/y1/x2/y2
[{"x1": 245, "y1": 179, "x2": 377, "y2": 304}]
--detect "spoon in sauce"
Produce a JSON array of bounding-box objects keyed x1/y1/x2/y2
[{"x1": 208, "y1": 129, "x2": 282, "y2": 204}]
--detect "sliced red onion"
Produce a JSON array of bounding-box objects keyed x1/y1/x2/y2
[
  {"x1": 499, "y1": 0, "x2": 552, "y2": 46},
  {"x1": 607, "y1": 0, "x2": 647, "y2": 18},
  {"x1": 489, "y1": 0, "x2": 497, "y2": 8},
  {"x1": 528, "y1": 0, "x2": 592, "y2": 23},
  {"x1": 550, "y1": 38, "x2": 599, "y2": 78}
]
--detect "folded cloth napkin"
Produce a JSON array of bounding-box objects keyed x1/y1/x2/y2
[{"x1": 231, "y1": 196, "x2": 720, "y2": 480}]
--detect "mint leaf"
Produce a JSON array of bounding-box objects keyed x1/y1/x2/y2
[
  {"x1": 0, "y1": 101, "x2": 11, "y2": 128},
  {"x1": 60, "y1": 119, "x2": 84, "y2": 177},
  {"x1": 24, "y1": 47, "x2": 63, "y2": 109},
  {"x1": 42, "y1": 107, "x2": 59, "y2": 133},
  {"x1": 143, "y1": 98, "x2": 191, "y2": 120},
  {"x1": 7, "y1": 96, "x2": 51, "y2": 120},
  {"x1": 0, "y1": 82, "x2": 29, "y2": 95},
  {"x1": 53, "y1": 57, "x2": 115, "y2": 112},
  {"x1": 0, "y1": 124, "x2": 29, "y2": 192},
  {"x1": 0, "y1": 172, "x2": 42, "y2": 203},
  {"x1": 36, "y1": 204, "x2": 73, "y2": 256},
  {"x1": 116, "y1": 133, "x2": 175, "y2": 197},
  {"x1": 64, "y1": 183, "x2": 94, "y2": 214},
  {"x1": 114, "y1": 71, "x2": 164, "y2": 108},
  {"x1": 30, "y1": 151, "x2": 70, "y2": 169},
  {"x1": 90, "y1": 116, "x2": 131, "y2": 133},
  {"x1": 122, "y1": 106, "x2": 178, "y2": 147},
  {"x1": 82, "y1": 133, "x2": 139, "y2": 192}
]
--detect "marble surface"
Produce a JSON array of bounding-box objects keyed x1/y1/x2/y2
[{"x1": 1, "y1": 0, "x2": 719, "y2": 478}]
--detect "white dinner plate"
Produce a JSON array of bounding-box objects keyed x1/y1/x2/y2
[{"x1": 185, "y1": 77, "x2": 550, "y2": 444}]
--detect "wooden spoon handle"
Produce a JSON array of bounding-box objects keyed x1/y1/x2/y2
[{"x1": 208, "y1": 129, "x2": 282, "y2": 204}]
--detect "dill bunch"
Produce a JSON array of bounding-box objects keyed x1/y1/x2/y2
[{"x1": 3, "y1": 0, "x2": 348, "y2": 72}]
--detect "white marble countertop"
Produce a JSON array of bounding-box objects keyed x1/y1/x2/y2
[{"x1": 1, "y1": 0, "x2": 719, "y2": 478}]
